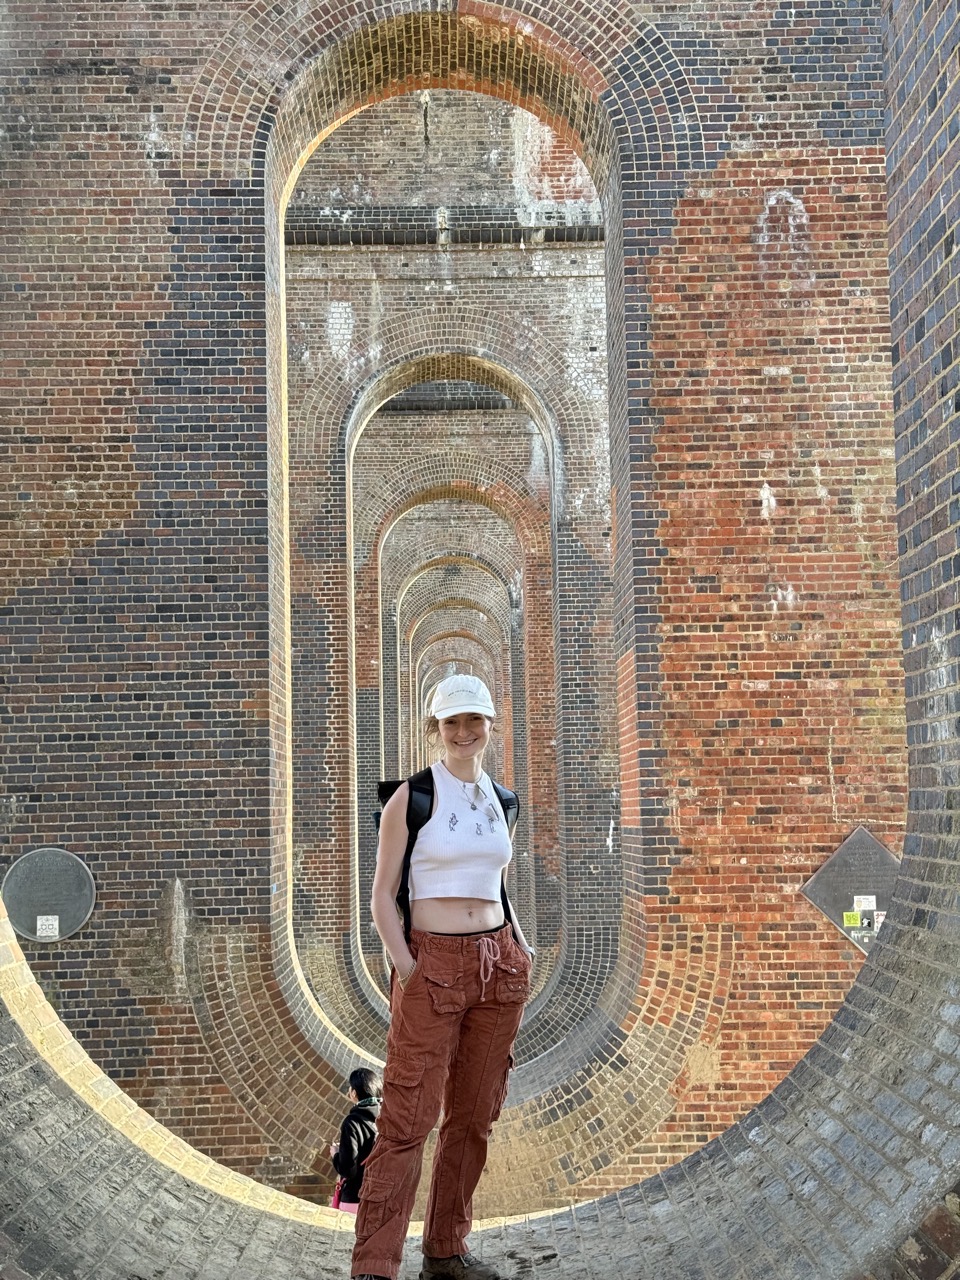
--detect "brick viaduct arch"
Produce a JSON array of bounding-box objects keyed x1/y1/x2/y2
[
  {"x1": 2, "y1": 0, "x2": 958, "y2": 1277},
  {"x1": 379, "y1": 524, "x2": 525, "y2": 781},
  {"x1": 313, "y1": 333, "x2": 615, "y2": 1074}
]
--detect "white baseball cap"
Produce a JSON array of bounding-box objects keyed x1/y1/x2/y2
[{"x1": 430, "y1": 674, "x2": 496, "y2": 719}]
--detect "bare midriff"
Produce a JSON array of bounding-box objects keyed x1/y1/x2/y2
[{"x1": 410, "y1": 896, "x2": 505, "y2": 935}]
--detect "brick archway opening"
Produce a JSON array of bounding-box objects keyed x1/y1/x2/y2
[{"x1": 267, "y1": 31, "x2": 632, "y2": 1109}]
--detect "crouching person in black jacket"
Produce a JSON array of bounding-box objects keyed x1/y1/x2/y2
[{"x1": 331, "y1": 1068, "x2": 383, "y2": 1214}]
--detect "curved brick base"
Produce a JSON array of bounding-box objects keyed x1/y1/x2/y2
[{"x1": 3, "y1": 893, "x2": 960, "y2": 1279}]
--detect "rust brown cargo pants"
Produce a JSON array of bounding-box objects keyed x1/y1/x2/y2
[{"x1": 351, "y1": 923, "x2": 530, "y2": 1280}]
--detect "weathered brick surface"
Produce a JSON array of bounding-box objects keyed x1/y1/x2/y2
[{"x1": 3, "y1": 0, "x2": 959, "y2": 1274}]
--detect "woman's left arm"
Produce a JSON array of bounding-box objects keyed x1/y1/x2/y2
[{"x1": 502, "y1": 874, "x2": 534, "y2": 959}]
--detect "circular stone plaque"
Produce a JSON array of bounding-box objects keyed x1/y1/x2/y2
[{"x1": 1, "y1": 847, "x2": 97, "y2": 942}]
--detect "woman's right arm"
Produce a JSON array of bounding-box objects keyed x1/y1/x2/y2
[{"x1": 370, "y1": 783, "x2": 418, "y2": 984}]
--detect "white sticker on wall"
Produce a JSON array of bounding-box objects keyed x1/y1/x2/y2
[{"x1": 853, "y1": 895, "x2": 877, "y2": 912}]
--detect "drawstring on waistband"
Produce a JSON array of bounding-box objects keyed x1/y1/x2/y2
[{"x1": 477, "y1": 934, "x2": 501, "y2": 1002}]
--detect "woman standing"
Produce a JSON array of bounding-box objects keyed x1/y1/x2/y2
[
  {"x1": 351, "y1": 674, "x2": 534, "y2": 1280},
  {"x1": 330, "y1": 1067, "x2": 382, "y2": 1213}
]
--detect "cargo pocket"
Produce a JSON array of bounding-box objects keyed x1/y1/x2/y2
[
  {"x1": 355, "y1": 1168, "x2": 393, "y2": 1240},
  {"x1": 380, "y1": 1054, "x2": 425, "y2": 1142},
  {"x1": 421, "y1": 954, "x2": 466, "y2": 1015},
  {"x1": 495, "y1": 957, "x2": 529, "y2": 1004}
]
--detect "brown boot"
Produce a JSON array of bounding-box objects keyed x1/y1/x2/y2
[{"x1": 420, "y1": 1255, "x2": 504, "y2": 1280}]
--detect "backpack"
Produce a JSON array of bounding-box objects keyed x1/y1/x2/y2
[{"x1": 377, "y1": 766, "x2": 520, "y2": 943}]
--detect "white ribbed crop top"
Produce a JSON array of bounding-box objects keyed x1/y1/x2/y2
[{"x1": 408, "y1": 762, "x2": 514, "y2": 902}]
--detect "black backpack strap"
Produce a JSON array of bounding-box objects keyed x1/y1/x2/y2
[
  {"x1": 379, "y1": 770, "x2": 519, "y2": 944},
  {"x1": 380, "y1": 767, "x2": 434, "y2": 944},
  {"x1": 491, "y1": 780, "x2": 519, "y2": 835},
  {"x1": 492, "y1": 781, "x2": 521, "y2": 941}
]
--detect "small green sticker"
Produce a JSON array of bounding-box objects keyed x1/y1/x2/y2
[{"x1": 843, "y1": 910, "x2": 861, "y2": 928}]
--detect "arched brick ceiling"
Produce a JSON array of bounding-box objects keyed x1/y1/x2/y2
[
  {"x1": 408, "y1": 603, "x2": 505, "y2": 663},
  {"x1": 354, "y1": 467, "x2": 552, "y2": 564},
  {"x1": 294, "y1": 326, "x2": 599, "y2": 487},
  {"x1": 383, "y1": 541, "x2": 524, "y2": 607},
  {"x1": 189, "y1": 10, "x2": 617, "y2": 187},
  {"x1": 399, "y1": 569, "x2": 513, "y2": 639}
]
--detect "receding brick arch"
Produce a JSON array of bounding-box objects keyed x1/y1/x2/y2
[
  {"x1": 354, "y1": 466, "x2": 556, "y2": 983},
  {"x1": 408, "y1": 605, "x2": 505, "y2": 674},
  {"x1": 379, "y1": 525, "x2": 533, "y2": 789},
  {"x1": 280, "y1": 61, "x2": 623, "y2": 1161},
  {"x1": 380, "y1": 536, "x2": 526, "y2": 658},
  {"x1": 388, "y1": 549, "x2": 522, "y2": 612},
  {"x1": 356, "y1": 468, "x2": 552, "y2": 563},
  {"x1": 298, "y1": 339, "x2": 593, "y2": 480},
  {"x1": 400, "y1": 575, "x2": 513, "y2": 644},
  {"x1": 285, "y1": 348, "x2": 551, "y2": 1028},
  {"x1": 182, "y1": 4, "x2": 708, "y2": 189}
]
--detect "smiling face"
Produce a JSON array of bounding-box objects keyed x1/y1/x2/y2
[{"x1": 438, "y1": 711, "x2": 492, "y2": 767}]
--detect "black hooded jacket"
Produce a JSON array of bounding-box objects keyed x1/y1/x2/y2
[{"x1": 332, "y1": 1098, "x2": 380, "y2": 1203}]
